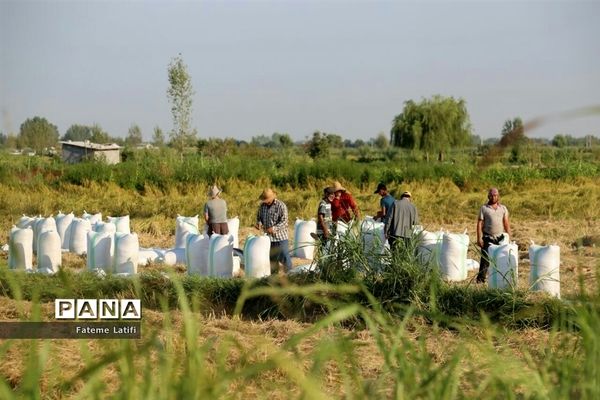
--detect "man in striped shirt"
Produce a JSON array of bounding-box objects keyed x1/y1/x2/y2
[{"x1": 255, "y1": 188, "x2": 292, "y2": 272}]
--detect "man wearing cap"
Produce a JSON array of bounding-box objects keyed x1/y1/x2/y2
[
  {"x1": 374, "y1": 183, "x2": 395, "y2": 224},
  {"x1": 331, "y1": 181, "x2": 360, "y2": 223},
  {"x1": 317, "y1": 187, "x2": 336, "y2": 242},
  {"x1": 255, "y1": 188, "x2": 292, "y2": 272},
  {"x1": 204, "y1": 185, "x2": 229, "y2": 236},
  {"x1": 476, "y1": 188, "x2": 511, "y2": 283},
  {"x1": 384, "y1": 191, "x2": 419, "y2": 249}
]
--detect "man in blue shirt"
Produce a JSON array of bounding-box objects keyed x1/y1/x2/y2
[{"x1": 374, "y1": 183, "x2": 395, "y2": 224}]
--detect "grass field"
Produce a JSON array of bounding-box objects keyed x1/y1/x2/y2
[{"x1": 0, "y1": 148, "x2": 599, "y2": 399}]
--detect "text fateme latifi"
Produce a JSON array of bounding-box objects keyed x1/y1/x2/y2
[{"x1": 76, "y1": 325, "x2": 137, "y2": 334}]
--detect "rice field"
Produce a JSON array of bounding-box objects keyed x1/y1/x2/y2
[{"x1": 0, "y1": 149, "x2": 599, "y2": 399}]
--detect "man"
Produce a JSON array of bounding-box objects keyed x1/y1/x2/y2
[
  {"x1": 331, "y1": 181, "x2": 360, "y2": 223},
  {"x1": 476, "y1": 187, "x2": 511, "y2": 283},
  {"x1": 317, "y1": 186, "x2": 336, "y2": 243},
  {"x1": 204, "y1": 185, "x2": 229, "y2": 236},
  {"x1": 384, "y1": 191, "x2": 419, "y2": 249},
  {"x1": 255, "y1": 188, "x2": 292, "y2": 273},
  {"x1": 374, "y1": 182, "x2": 395, "y2": 224}
]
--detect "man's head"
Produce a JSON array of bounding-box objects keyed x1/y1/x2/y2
[
  {"x1": 487, "y1": 188, "x2": 499, "y2": 204},
  {"x1": 207, "y1": 185, "x2": 221, "y2": 199},
  {"x1": 374, "y1": 182, "x2": 387, "y2": 196},
  {"x1": 400, "y1": 191, "x2": 412, "y2": 200},
  {"x1": 332, "y1": 181, "x2": 345, "y2": 198},
  {"x1": 259, "y1": 188, "x2": 276, "y2": 205},
  {"x1": 323, "y1": 186, "x2": 336, "y2": 201}
]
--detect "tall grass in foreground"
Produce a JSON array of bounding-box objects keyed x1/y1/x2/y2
[{"x1": 0, "y1": 271, "x2": 599, "y2": 399}]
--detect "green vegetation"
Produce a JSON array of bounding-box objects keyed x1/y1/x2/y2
[{"x1": 0, "y1": 143, "x2": 598, "y2": 398}]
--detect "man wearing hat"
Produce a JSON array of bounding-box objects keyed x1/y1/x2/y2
[
  {"x1": 384, "y1": 190, "x2": 419, "y2": 249},
  {"x1": 374, "y1": 183, "x2": 395, "y2": 224},
  {"x1": 204, "y1": 185, "x2": 229, "y2": 236},
  {"x1": 331, "y1": 181, "x2": 360, "y2": 223},
  {"x1": 255, "y1": 188, "x2": 292, "y2": 272},
  {"x1": 476, "y1": 187, "x2": 511, "y2": 283}
]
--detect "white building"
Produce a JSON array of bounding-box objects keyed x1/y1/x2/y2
[{"x1": 60, "y1": 141, "x2": 121, "y2": 164}]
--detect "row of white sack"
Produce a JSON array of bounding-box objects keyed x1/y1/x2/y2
[
  {"x1": 415, "y1": 228, "x2": 560, "y2": 298},
  {"x1": 8, "y1": 228, "x2": 138, "y2": 274},
  {"x1": 7, "y1": 226, "x2": 273, "y2": 279},
  {"x1": 15, "y1": 212, "x2": 131, "y2": 254},
  {"x1": 7, "y1": 223, "x2": 561, "y2": 298}
]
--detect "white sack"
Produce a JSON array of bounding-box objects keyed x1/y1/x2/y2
[
  {"x1": 8, "y1": 226, "x2": 33, "y2": 270},
  {"x1": 529, "y1": 243, "x2": 560, "y2": 298},
  {"x1": 163, "y1": 248, "x2": 186, "y2": 265},
  {"x1": 208, "y1": 234, "x2": 234, "y2": 277},
  {"x1": 439, "y1": 232, "x2": 469, "y2": 281},
  {"x1": 487, "y1": 243, "x2": 519, "y2": 289},
  {"x1": 186, "y1": 233, "x2": 210, "y2": 275},
  {"x1": 69, "y1": 218, "x2": 92, "y2": 255},
  {"x1": 227, "y1": 216, "x2": 240, "y2": 249},
  {"x1": 87, "y1": 231, "x2": 114, "y2": 272},
  {"x1": 82, "y1": 211, "x2": 103, "y2": 226},
  {"x1": 243, "y1": 235, "x2": 271, "y2": 278},
  {"x1": 93, "y1": 221, "x2": 116, "y2": 234},
  {"x1": 55, "y1": 212, "x2": 74, "y2": 250},
  {"x1": 175, "y1": 215, "x2": 199, "y2": 249},
  {"x1": 293, "y1": 219, "x2": 317, "y2": 260},
  {"x1": 113, "y1": 232, "x2": 139, "y2": 274},
  {"x1": 37, "y1": 230, "x2": 61, "y2": 273},
  {"x1": 107, "y1": 215, "x2": 130, "y2": 234}
]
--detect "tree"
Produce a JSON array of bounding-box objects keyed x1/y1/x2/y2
[
  {"x1": 19, "y1": 116, "x2": 59, "y2": 153},
  {"x1": 167, "y1": 54, "x2": 197, "y2": 153},
  {"x1": 500, "y1": 117, "x2": 526, "y2": 147},
  {"x1": 325, "y1": 133, "x2": 343, "y2": 149},
  {"x1": 126, "y1": 124, "x2": 143, "y2": 146},
  {"x1": 271, "y1": 132, "x2": 293, "y2": 148},
  {"x1": 152, "y1": 126, "x2": 165, "y2": 147},
  {"x1": 89, "y1": 124, "x2": 111, "y2": 144},
  {"x1": 552, "y1": 134, "x2": 568, "y2": 148},
  {"x1": 305, "y1": 131, "x2": 330, "y2": 159},
  {"x1": 390, "y1": 95, "x2": 472, "y2": 161},
  {"x1": 62, "y1": 124, "x2": 93, "y2": 142},
  {"x1": 374, "y1": 132, "x2": 389, "y2": 149}
]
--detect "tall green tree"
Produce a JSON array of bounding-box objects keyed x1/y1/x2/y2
[
  {"x1": 306, "y1": 131, "x2": 330, "y2": 159},
  {"x1": 374, "y1": 132, "x2": 389, "y2": 149},
  {"x1": 391, "y1": 95, "x2": 472, "y2": 161},
  {"x1": 167, "y1": 54, "x2": 197, "y2": 154},
  {"x1": 19, "y1": 116, "x2": 59, "y2": 153},
  {"x1": 152, "y1": 126, "x2": 165, "y2": 147},
  {"x1": 62, "y1": 124, "x2": 93, "y2": 142},
  {"x1": 126, "y1": 124, "x2": 143, "y2": 146},
  {"x1": 89, "y1": 124, "x2": 111, "y2": 144}
]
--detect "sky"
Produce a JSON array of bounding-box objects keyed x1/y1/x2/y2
[{"x1": 1, "y1": 0, "x2": 599, "y2": 143}]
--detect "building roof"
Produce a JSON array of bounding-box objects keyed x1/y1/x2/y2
[{"x1": 60, "y1": 141, "x2": 121, "y2": 150}]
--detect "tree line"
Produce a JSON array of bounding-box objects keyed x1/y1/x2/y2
[{"x1": 1, "y1": 55, "x2": 597, "y2": 156}]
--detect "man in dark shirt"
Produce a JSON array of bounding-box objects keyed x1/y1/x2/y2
[{"x1": 384, "y1": 191, "x2": 419, "y2": 249}]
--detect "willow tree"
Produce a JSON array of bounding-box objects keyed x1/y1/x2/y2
[
  {"x1": 390, "y1": 95, "x2": 472, "y2": 161},
  {"x1": 167, "y1": 55, "x2": 197, "y2": 154}
]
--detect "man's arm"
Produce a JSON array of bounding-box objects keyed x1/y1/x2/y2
[
  {"x1": 503, "y1": 213, "x2": 511, "y2": 238},
  {"x1": 477, "y1": 218, "x2": 484, "y2": 248},
  {"x1": 272, "y1": 202, "x2": 289, "y2": 234},
  {"x1": 204, "y1": 204, "x2": 210, "y2": 224},
  {"x1": 384, "y1": 203, "x2": 396, "y2": 239}
]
